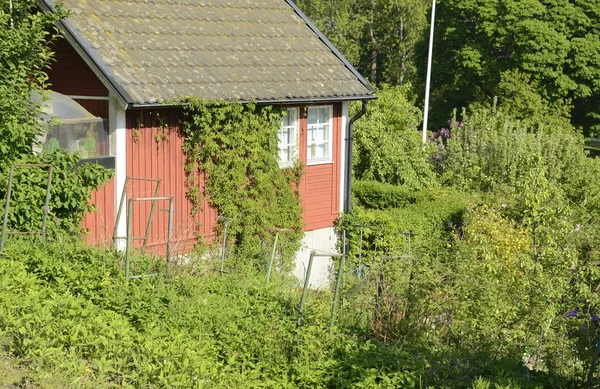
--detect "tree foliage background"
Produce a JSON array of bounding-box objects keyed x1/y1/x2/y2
[{"x1": 298, "y1": 0, "x2": 600, "y2": 385}]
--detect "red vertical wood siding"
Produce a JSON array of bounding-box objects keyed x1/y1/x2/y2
[
  {"x1": 47, "y1": 39, "x2": 108, "y2": 97},
  {"x1": 83, "y1": 178, "x2": 115, "y2": 246},
  {"x1": 74, "y1": 99, "x2": 109, "y2": 119},
  {"x1": 126, "y1": 108, "x2": 217, "y2": 255},
  {"x1": 46, "y1": 39, "x2": 113, "y2": 246},
  {"x1": 298, "y1": 103, "x2": 342, "y2": 231},
  {"x1": 83, "y1": 103, "x2": 342, "y2": 250}
]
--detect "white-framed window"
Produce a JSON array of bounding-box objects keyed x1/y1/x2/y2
[
  {"x1": 307, "y1": 105, "x2": 333, "y2": 164},
  {"x1": 278, "y1": 107, "x2": 299, "y2": 167}
]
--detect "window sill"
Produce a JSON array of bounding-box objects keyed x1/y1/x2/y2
[
  {"x1": 76, "y1": 156, "x2": 115, "y2": 169},
  {"x1": 307, "y1": 159, "x2": 334, "y2": 166}
]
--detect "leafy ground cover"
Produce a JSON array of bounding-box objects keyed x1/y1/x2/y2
[
  {"x1": 0, "y1": 240, "x2": 419, "y2": 388},
  {"x1": 0, "y1": 237, "x2": 583, "y2": 388}
]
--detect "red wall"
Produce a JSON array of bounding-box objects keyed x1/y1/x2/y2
[
  {"x1": 82, "y1": 179, "x2": 115, "y2": 245},
  {"x1": 126, "y1": 109, "x2": 217, "y2": 255},
  {"x1": 298, "y1": 104, "x2": 342, "y2": 231},
  {"x1": 47, "y1": 38, "x2": 108, "y2": 97},
  {"x1": 47, "y1": 40, "x2": 114, "y2": 245},
  {"x1": 124, "y1": 104, "x2": 343, "y2": 254}
]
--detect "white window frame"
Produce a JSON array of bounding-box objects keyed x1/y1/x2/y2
[
  {"x1": 307, "y1": 105, "x2": 334, "y2": 165},
  {"x1": 278, "y1": 107, "x2": 299, "y2": 167}
]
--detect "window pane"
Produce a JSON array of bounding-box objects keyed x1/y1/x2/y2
[
  {"x1": 307, "y1": 106, "x2": 332, "y2": 162},
  {"x1": 319, "y1": 107, "x2": 328, "y2": 123},
  {"x1": 44, "y1": 118, "x2": 110, "y2": 158},
  {"x1": 278, "y1": 108, "x2": 298, "y2": 164},
  {"x1": 308, "y1": 109, "x2": 318, "y2": 125}
]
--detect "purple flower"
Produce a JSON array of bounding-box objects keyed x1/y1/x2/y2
[
  {"x1": 592, "y1": 314, "x2": 599, "y2": 323},
  {"x1": 565, "y1": 308, "x2": 578, "y2": 318}
]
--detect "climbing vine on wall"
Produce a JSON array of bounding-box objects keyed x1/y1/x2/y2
[{"x1": 181, "y1": 99, "x2": 304, "y2": 269}]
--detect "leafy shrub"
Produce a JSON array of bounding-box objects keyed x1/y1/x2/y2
[
  {"x1": 352, "y1": 84, "x2": 438, "y2": 190},
  {"x1": 0, "y1": 152, "x2": 112, "y2": 236},
  {"x1": 440, "y1": 103, "x2": 594, "y2": 203},
  {"x1": 352, "y1": 180, "x2": 430, "y2": 209}
]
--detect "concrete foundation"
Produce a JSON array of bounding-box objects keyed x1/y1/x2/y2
[{"x1": 293, "y1": 226, "x2": 339, "y2": 289}]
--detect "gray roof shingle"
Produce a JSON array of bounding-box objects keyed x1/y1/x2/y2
[{"x1": 42, "y1": 0, "x2": 374, "y2": 105}]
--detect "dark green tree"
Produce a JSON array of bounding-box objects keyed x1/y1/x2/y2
[
  {"x1": 295, "y1": 0, "x2": 429, "y2": 86},
  {"x1": 421, "y1": 0, "x2": 600, "y2": 135}
]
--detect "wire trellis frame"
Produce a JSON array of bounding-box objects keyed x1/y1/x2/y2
[
  {"x1": 1, "y1": 164, "x2": 53, "y2": 255},
  {"x1": 113, "y1": 176, "x2": 162, "y2": 252},
  {"x1": 125, "y1": 196, "x2": 174, "y2": 281}
]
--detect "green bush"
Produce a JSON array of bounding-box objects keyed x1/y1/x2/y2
[
  {"x1": 352, "y1": 180, "x2": 429, "y2": 209},
  {"x1": 352, "y1": 84, "x2": 438, "y2": 190},
  {"x1": 0, "y1": 151, "x2": 112, "y2": 236}
]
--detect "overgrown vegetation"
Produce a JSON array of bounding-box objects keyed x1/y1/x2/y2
[
  {"x1": 0, "y1": 240, "x2": 426, "y2": 388},
  {"x1": 181, "y1": 99, "x2": 304, "y2": 271},
  {"x1": 331, "y1": 91, "x2": 600, "y2": 385},
  {"x1": 0, "y1": 0, "x2": 111, "y2": 236},
  {"x1": 352, "y1": 85, "x2": 437, "y2": 190}
]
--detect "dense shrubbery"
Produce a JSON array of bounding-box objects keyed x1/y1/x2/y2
[
  {"x1": 0, "y1": 240, "x2": 427, "y2": 388},
  {"x1": 352, "y1": 85, "x2": 438, "y2": 190},
  {"x1": 0, "y1": 239, "x2": 580, "y2": 388},
  {"x1": 352, "y1": 180, "x2": 430, "y2": 209},
  {"x1": 335, "y1": 99, "x2": 600, "y2": 386}
]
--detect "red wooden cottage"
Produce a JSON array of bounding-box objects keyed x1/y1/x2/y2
[{"x1": 39, "y1": 0, "x2": 375, "y2": 285}]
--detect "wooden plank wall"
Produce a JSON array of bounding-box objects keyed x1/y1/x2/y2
[
  {"x1": 47, "y1": 39, "x2": 108, "y2": 97},
  {"x1": 47, "y1": 38, "x2": 114, "y2": 245},
  {"x1": 126, "y1": 108, "x2": 217, "y2": 255},
  {"x1": 299, "y1": 103, "x2": 342, "y2": 231},
  {"x1": 82, "y1": 178, "x2": 115, "y2": 246},
  {"x1": 124, "y1": 103, "x2": 343, "y2": 254}
]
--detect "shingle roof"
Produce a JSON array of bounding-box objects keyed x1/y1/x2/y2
[{"x1": 40, "y1": 0, "x2": 374, "y2": 105}]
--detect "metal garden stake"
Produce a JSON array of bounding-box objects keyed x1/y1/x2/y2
[
  {"x1": 329, "y1": 252, "x2": 347, "y2": 336},
  {"x1": 294, "y1": 250, "x2": 315, "y2": 343},
  {"x1": 265, "y1": 227, "x2": 293, "y2": 284},
  {"x1": 125, "y1": 196, "x2": 174, "y2": 281},
  {"x1": 113, "y1": 177, "x2": 161, "y2": 250}
]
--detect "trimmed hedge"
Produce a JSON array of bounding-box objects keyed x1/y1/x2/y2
[{"x1": 352, "y1": 180, "x2": 429, "y2": 210}]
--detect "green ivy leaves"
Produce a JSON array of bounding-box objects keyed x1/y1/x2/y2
[{"x1": 182, "y1": 99, "x2": 304, "y2": 270}]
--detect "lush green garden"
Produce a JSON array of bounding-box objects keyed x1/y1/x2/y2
[
  {"x1": 0, "y1": 238, "x2": 583, "y2": 388},
  {"x1": 5, "y1": 0, "x2": 600, "y2": 387}
]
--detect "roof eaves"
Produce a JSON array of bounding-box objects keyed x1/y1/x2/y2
[
  {"x1": 284, "y1": 0, "x2": 376, "y2": 94},
  {"x1": 129, "y1": 94, "x2": 378, "y2": 109},
  {"x1": 37, "y1": 0, "x2": 135, "y2": 108}
]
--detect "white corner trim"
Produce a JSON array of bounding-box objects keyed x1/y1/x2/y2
[
  {"x1": 109, "y1": 94, "x2": 127, "y2": 250},
  {"x1": 340, "y1": 101, "x2": 349, "y2": 213}
]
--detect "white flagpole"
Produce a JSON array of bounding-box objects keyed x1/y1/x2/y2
[{"x1": 422, "y1": 0, "x2": 436, "y2": 144}]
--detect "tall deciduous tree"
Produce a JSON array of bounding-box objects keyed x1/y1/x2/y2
[
  {"x1": 295, "y1": 0, "x2": 429, "y2": 87},
  {"x1": 422, "y1": 0, "x2": 600, "y2": 135}
]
